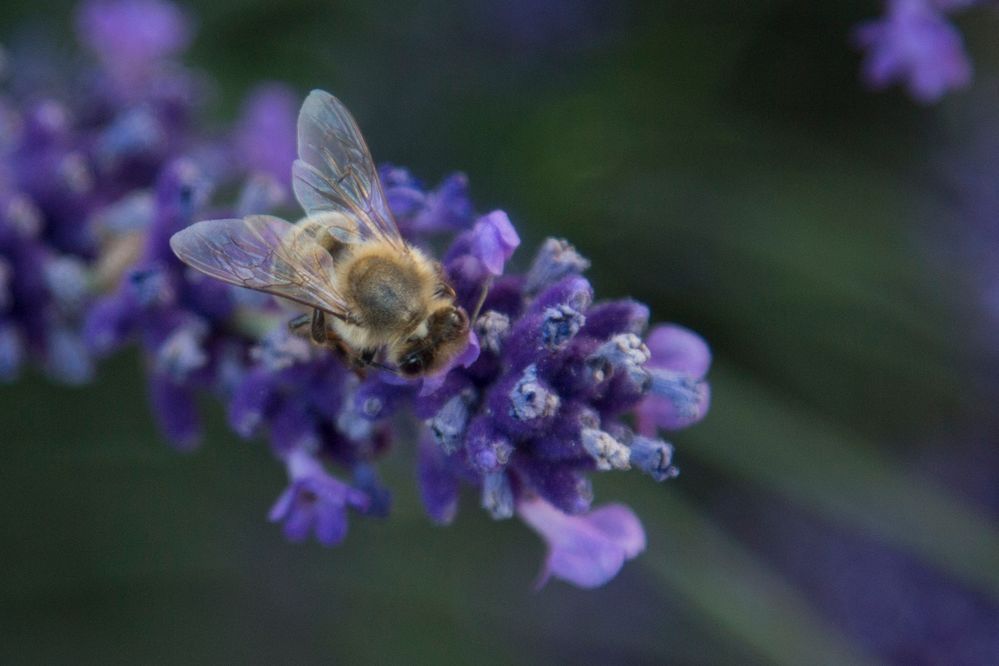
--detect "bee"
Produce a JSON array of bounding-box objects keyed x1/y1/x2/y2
[{"x1": 169, "y1": 90, "x2": 470, "y2": 376}]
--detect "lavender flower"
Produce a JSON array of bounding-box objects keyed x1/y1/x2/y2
[
  {"x1": 0, "y1": 0, "x2": 712, "y2": 589},
  {"x1": 853, "y1": 0, "x2": 978, "y2": 103}
]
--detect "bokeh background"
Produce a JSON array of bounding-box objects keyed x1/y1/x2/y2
[{"x1": 3, "y1": 1, "x2": 999, "y2": 663}]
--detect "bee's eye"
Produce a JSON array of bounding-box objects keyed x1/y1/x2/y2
[{"x1": 399, "y1": 353, "x2": 425, "y2": 376}]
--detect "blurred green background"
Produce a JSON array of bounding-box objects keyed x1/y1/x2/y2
[{"x1": 2, "y1": 1, "x2": 999, "y2": 664}]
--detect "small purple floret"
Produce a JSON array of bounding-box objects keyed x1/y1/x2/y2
[
  {"x1": 854, "y1": 0, "x2": 972, "y2": 103},
  {"x1": 636, "y1": 324, "x2": 711, "y2": 434},
  {"x1": 518, "y1": 497, "x2": 646, "y2": 589},
  {"x1": 268, "y1": 449, "x2": 370, "y2": 546}
]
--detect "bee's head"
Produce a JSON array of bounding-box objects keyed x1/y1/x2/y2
[{"x1": 397, "y1": 306, "x2": 470, "y2": 377}]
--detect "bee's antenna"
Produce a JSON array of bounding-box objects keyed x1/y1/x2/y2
[{"x1": 470, "y1": 276, "x2": 493, "y2": 323}]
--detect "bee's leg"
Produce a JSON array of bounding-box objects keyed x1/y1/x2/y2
[
  {"x1": 431, "y1": 261, "x2": 456, "y2": 299},
  {"x1": 314, "y1": 324, "x2": 359, "y2": 369},
  {"x1": 291, "y1": 310, "x2": 331, "y2": 345},
  {"x1": 310, "y1": 309, "x2": 328, "y2": 345},
  {"x1": 288, "y1": 313, "x2": 311, "y2": 337},
  {"x1": 434, "y1": 282, "x2": 456, "y2": 299},
  {"x1": 471, "y1": 275, "x2": 493, "y2": 322}
]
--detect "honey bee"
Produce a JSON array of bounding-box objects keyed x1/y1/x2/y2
[{"x1": 170, "y1": 90, "x2": 470, "y2": 376}]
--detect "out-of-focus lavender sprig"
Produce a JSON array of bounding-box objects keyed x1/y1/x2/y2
[
  {"x1": 853, "y1": 0, "x2": 987, "y2": 103},
  {"x1": 1, "y1": 0, "x2": 712, "y2": 589},
  {"x1": 2, "y1": 0, "x2": 300, "y2": 444},
  {"x1": 720, "y1": 495, "x2": 999, "y2": 665}
]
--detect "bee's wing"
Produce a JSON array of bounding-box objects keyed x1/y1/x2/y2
[
  {"x1": 293, "y1": 90, "x2": 405, "y2": 250},
  {"x1": 170, "y1": 215, "x2": 351, "y2": 318},
  {"x1": 298, "y1": 211, "x2": 364, "y2": 245}
]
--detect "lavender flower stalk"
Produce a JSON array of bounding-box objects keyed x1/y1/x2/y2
[{"x1": 1, "y1": 0, "x2": 712, "y2": 589}]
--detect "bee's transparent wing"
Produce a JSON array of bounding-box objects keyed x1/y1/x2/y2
[
  {"x1": 293, "y1": 90, "x2": 405, "y2": 250},
  {"x1": 298, "y1": 211, "x2": 364, "y2": 246},
  {"x1": 170, "y1": 215, "x2": 351, "y2": 317}
]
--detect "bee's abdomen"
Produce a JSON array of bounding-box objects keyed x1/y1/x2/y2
[{"x1": 348, "y1": 255, "x2": 423, "y2": 329}]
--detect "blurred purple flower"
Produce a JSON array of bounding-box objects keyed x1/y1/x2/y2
[
  {"x1": 418, "y1": 434, "x2": 462, "y2": 525},
  {"x1": 233, "y1": 83, "x2": 298, "y2": 190},
  {"x1": 721, "y1": 495, "x2": 999, "y2": 665},
  {"x1": 854, "y1": 0, "x2": 974, "y2": 103},
  {"x1": 381, "y1": 166, "x2": 475, "y2": 236},
  {"x1": 269, "y1": 448, "x2": 370, "y2": 546},
  {"x1": 76, "y1": 0, "x2": 191, "y2": 69}
]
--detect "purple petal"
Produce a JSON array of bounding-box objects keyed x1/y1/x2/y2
[
  {"x1": 584, "y1": 504, "x2": 647, "y2": 558},
  {"x1": 518, "y1": 498, "x2": 645, "y2": 589},
  {"x1": 313, "y1": 500, "x2": 348, "y2": 546},
  {"x1": 268, "y1": 452, "x2": 369, "y2": 546},
  {"x1": 470, "y1": 210, "x2": 520, "y2": 276},
  {"x1": 387, "y1": 188, "x2": 424, "y2": 219},
  {"x1": 646, "y1": 324, "x2": 711, "y2": 378},
  {"x1": 281, "y1": 501, "x2": 314, "y2": 542},
  {"x1": 267, "y1": 485, "x2": 296, "y2": 522},
  {"x1": 636, "y1": 375, "x2": 711, "y2": 434}
]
